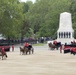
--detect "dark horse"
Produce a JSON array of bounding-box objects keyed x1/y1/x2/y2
[
  {"x1": 20, "y1": 46, "x2": 34, "y2": 55},
  {"x1": 0, "y1": 49, "x2": 8, "y2": 60}
]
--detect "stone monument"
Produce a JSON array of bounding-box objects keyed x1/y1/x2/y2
[{"x1": 57, "y1": 12, "x2": 74, "y2": 44}]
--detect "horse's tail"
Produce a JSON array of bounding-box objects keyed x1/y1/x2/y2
[
  {"x1": 31, "y1": 47, "x2": 34, "y2": 54},
  {"x1": 5, "y1": 53, "x2": 8, "y2": 58}
]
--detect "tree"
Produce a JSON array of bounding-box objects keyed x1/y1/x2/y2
[
  {"x1": 0, "y1": 0, "x2": 76, "y2": 40},
  {"x1": 26, "y1": 0, "x2": 72, "y2": 38},
  {"x1": 70, "y1": 0, "x2": 76, "y2": 38},
  {"x1": 0, "y1": 0, "x2": 23, "y2": 39}
]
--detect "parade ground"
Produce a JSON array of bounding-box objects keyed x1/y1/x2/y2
[{"x1": 0, "y1": 44, "x2": 76, "y2": 75}]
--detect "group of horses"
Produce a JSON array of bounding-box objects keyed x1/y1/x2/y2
[
  {"x1": 0, "y1": 41, "x2": 62, "y2": 60},
  {"x1": 0, "y1": 45, "x2": 34, "y2": 60}
]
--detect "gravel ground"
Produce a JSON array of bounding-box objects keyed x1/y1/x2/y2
[{"x1": 0, "y1": 44, "x2": 76, "y2": 75}]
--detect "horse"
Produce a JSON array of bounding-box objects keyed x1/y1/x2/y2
[
  {"x1": 48, "y1": 43, "x2": 56, "y2": 50},
  {"x1": 20, "y1": 47, "x2": 25, "y2": 55},
  {"x1": 48, "y1": 42, "x2": 61, "y2": 50},
  {"x1": 20, "y1": 46, "x2": 34, "y2": 55},
  {"x1": 0, "y1": 49, "x2": 8, "y2": 60},
  {"x1": 24, "y1": 47, "x2": 34, "y2": 54}
]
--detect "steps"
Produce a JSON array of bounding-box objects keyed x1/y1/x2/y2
[{"x1": 56, "y1": 38, "x2": 74, "y2": 44}]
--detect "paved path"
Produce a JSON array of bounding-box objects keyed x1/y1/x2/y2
[{"x1": 0, "y1": 44, "x2": 76, "y2": 75}]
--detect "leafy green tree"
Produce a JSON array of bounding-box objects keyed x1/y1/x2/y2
[
  {"x1": 0, "y1": 0, "x2": 76, "y2": 40},
  {"x1": 70, "y1": 0, "x2": 76, "y2": 38},
  {"x1": 0, "y1": 0, "x2": 23, "y2": 39},
  {"x1": 26, "y1": 0, "x2": 72, "y2": 39}
]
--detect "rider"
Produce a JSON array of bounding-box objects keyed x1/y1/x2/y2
[
  {"x1": 2, "y1": 47, "x2": 5, "y2": 53},
  {"x1": 12, "y1": 44, "x2": 14, "y2": 52},
  {"x1": 1, "y1": 47, "x2": 8, "y2": 57},
  {"x1": 24, "y1": 42, "x2": 29, "y2": 48},
  {"x1": 24, "y1": 42, "x2": 32, "y2": 50},
  {"x1": 53, "y1": 40, "x2": 57, "y2": 45},
  {"x1": 53, "y1": 40, "x2": 58, "y2": 49}
]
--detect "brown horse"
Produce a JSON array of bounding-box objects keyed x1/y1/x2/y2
[
  {"x1": 48, "y1": 43, "x2": 56, "y2": 50},
  {"x1": 20, "y1": 47, "x2": 34, "y2": 55},
  {"x1": 0, "y1": 49, "x2": 8, "y2": 60},
  {"x1": 24, "y1": 47, "x2": 34, "y2": 54},
  {"x1": 20, "y1": 47, "x2": 25, "y2": 55}
]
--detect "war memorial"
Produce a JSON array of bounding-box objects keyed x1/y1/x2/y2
[{"x1": 57, "y1": 12, "x2": 74, "y2": 44}]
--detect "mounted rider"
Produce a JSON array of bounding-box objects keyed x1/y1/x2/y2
[
  {"x1": 1, "y1": 47, "x2": 8, "y2": 57},
  {"x1": 24, "y1": 42, "x2": 32, "y2": 50},
  {"x1": 53, "y1": 40, "x2": 57, "y2": 45}
]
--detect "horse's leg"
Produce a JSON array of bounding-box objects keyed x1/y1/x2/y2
[
  {"x1": 29, "y1": 51, "x2": 31, "y2": 54},
  {"x1": 32, "y1": 48, "x2": 34, "y2": 54},
  {"x1": 57, "y1": 47, "x2": 58, "y2": 50},
  {"x1": 5, "y1": 54, "x2": 7, "y2": 58},
  {"x1": 20, "y1": 50, "x2": 22, "y2": 55},
  {"x1": 20, "y1": 50, "x2": 21, "y2": 55},
  {"x1": 22, "y1": 51, "x2": 25, "y2": 55},
  {"x1": 4, "y1": 52, "x2": 7, "y2": 58},
  {"x1": 26, "y1": 51, "x2": 27, "y2": 55},
  {"x1": 32, "y1": 49, "x2": 33, "y2": 54},
  {"x1": 2, "y1": 55, "x2": 3, "y2": 60}
]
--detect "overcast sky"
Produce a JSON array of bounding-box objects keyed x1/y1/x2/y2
[{"x1": 20, "y1": 0, "x2": 36, "y2": 3}]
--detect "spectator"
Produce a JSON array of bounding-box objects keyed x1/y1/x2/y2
[{"x1": 12, "y1": 45, "x2": 14, "y2": 52}]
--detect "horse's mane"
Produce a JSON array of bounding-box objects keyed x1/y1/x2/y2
[{"x1": 20, "y1": 47, "x2": 23, "y2": 50}]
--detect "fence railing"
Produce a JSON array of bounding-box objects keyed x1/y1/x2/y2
[{"x1": 0, "y1": 39, "x2": 38, "y2": 45}]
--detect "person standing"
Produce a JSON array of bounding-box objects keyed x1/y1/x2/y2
[
  {"x1": 12, "y1": 45, "x2": 14, "y2": 52},
  {"x1": 60, "y1": 44, "x2": 64, "y2": 53},
  {"x1": 60, "y1": 45, "x2": 62, "y2": 53}
]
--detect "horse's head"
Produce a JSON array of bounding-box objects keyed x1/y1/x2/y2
[{"x1": 48, "y1": 43, "x2": 52, "y2": 46}]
